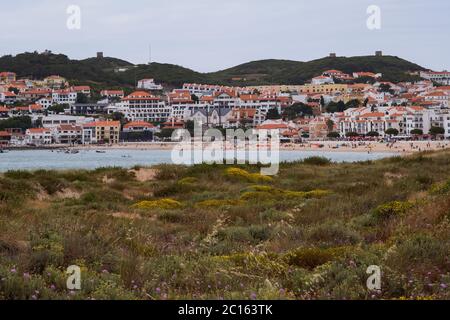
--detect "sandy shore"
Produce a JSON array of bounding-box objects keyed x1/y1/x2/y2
[{"x1": 73, "y1": 140, "x2": 450, "y2": 155}]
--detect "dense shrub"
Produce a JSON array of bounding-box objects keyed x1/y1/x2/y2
[
  {"x1": 195, "y1": 199, "x2": 243, "y2": 208},
  {"x1": 429, "y1": 180, "x2": 450, "y2": 195},
  {"x1": 373, "y1": 201, "x2": 414, "y2": 220},
  {"x1": 308, "y1": 221, "x2": 361, "y2": 245},
  {"x1": 133, "y1": 199, "x2": 183, "y2": 210},
  {"x1": 284, "y1": 247, "x2": 345, "y2": 270},
  {"x1": 302, "y1": 157, "x2": 331, "y2": 166},
  {"x1": 224, "y1": 168, "x2": 273, "y2": 183}
]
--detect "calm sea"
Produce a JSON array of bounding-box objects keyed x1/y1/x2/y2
[{"x1": 0, "y1": 149, "x2": 398, "y2": 172}]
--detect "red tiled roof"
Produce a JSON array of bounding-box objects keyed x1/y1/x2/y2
[
  {"x1": 84, "y1": 121, "x2": 121, "y2": 128},
  {"x1": 27, "y1": 128, "x2": 50, "y2": 134},
  {"x1": 123, "y1": 121, "x2": 155, "y2": 129},
  {"x1": 123, "y1": 91, "x2": 160, "y2": 101},
  {"x1": 360, "y1": 112, "x2": 385, "y2": 118},
  {"x1": 256, "y1": 123, "x2": 288, "y2": 130}
]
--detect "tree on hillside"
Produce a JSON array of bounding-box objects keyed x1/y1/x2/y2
[
  {"x1": 76, "y1": 93, "x2": 89, "y2": 104},
  {"x1": 0, "y1": 116, "x2": 32, "y2": 131},
  {"x1": 346, "y1": 131, "x2": 359, "y2": 138},
  {"x1": 336, "y1": 101, "x2": 346, "y2": 112},
  {"x1": 47, "y1": 104, "x2": 68, "y2": 114},
  {"x1": 320, "y1": 96, "x2": 325, "y2": 110},
  {"x1": 327, "y1": 132, "x2": 340, "y2": 139},
  {"x1": 191, "y1": 94, "x2": 199, "y2": 103},
  {"x1": 266, "y1": 108, "x2": 281, "y2": 120},
  {"x1": 429, "y1": 126, "x2": 445, "y2": 136},
  {"x1": 345, "y1": 99, "x2": 361, "y2": 109},
  {"x1": 185, "y1": 120, "x2": 196, "y2": 135},
  {"x1": 110, "y1": 112, "x2": 128, "y2": 126},
  {"x1": 366, "y1": 131, "x2": 380, "y2": 137},
  {"x1": 363, "y1": 98, "x2": 369, "y2": 107},
  {"x1": 282, "y1": 103, "x2": 313, "y2": 120},
  {"x1": 326, "y1": 119, "x2": 334, "y2": 133},
  {"x1": 385, "y1": 128, "x2": 399, "y2": 136},
  {"x1": 379, "y1": 83, "x2": 394, "y2": 95},
  {"x1": 326, "y1": 101, "x2": 346, "y2": 113},
  {"x1": 8, "y1": 87, "x2": 19, "y2": 95}
]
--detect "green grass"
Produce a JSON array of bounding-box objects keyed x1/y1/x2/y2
[{"x1": 0, "y1": 152, "x2": 449, "y2": 300}]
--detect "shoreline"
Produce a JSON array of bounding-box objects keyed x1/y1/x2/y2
[{"x1": 4, "y1": 140, "x2": 449, "y2": 155}]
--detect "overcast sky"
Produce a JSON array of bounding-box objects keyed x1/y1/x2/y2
[{"x1": 0, "y1": 0, "x2": 449, "y2": 72}]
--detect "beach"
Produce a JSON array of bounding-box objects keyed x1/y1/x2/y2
[{"x1": 70, "y1": 140, "x2": 450, "y2": 155}]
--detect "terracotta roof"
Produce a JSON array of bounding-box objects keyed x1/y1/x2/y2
[
  {"x1": 58, "y1": 124, "x2": 82, "y2": 131},
  {"x1": 84, "y1": 121, "x2": 121, "y2": 128},
  {"x1": 424, "y1": 91, "x2": 447, "y2": 97},
  {"x1": 360, "y1": 112, "x2": 385, "y2": 118},
  {"x1": 256, "y1": 123, "x2": 288, "y2": 130},
  {"x1": 123, "y1": 91, "x2": 160, "y2": 101},
  {"x1": 72, "y1": 86, "x2": 91, "y2": 91},
  {"x1": 408, "y1": 106, "x2": 426, "y2": 111},
  {"x1": 323, "y1": 70, "x2": 342, "y2": 74},
  {"x1": 123, "y1": 121, "x2": 155, "y2": 129},
  {"x1": 240, "y1": 94, "x2": 260, "y2": 101},
  {"x1": 200, "y1": 96, "x2": 214, "y2": 102},
  {"x1": 27, "y1": 128, "x2": 50, "y2": 134}
]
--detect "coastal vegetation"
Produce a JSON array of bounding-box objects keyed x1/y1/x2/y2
[
  {"x1": 0, "y1": 151, "x2": 449, "y2": 300},
  {"x1": 0, "y1": 52, "x2": 424, "y2": 88}
]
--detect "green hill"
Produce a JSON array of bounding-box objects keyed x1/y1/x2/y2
[
  {"x1": 0, "y1": 52, "x2": 427, "y2": 88},
  {"x1": 208, "y1": 55, "x2": 426, "y2": 85}
]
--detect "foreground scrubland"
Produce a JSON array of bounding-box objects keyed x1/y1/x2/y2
[{"x1": 0, "y1": 151, "x2": 449, "y2": 300}]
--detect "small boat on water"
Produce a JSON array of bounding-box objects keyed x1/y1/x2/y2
[
  {"x1": 0, "y1": 149, "x2": 8, "y2": 154},
  {"x1": 64, "y1": 149, "x2": 79, "y2": 154},
  {"x1": 96, "y1": 150, "x2": 106, "y2": 154}
]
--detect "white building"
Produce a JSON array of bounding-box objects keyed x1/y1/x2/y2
[
  {"x1": 25, "y1": 128, "x2": 52, "y2": 145},
  {"x1": 41, "y1": 115, "x2": 94, "y2": 128},
  {"x1": 100, "y1": 90, "x2": 125, "y2": 99},
  {"x1": 423, "y1": 91, "x2": 449, "y2": 108},
  {"x1": 311, "y1": 76, "x2": 334, "y2": 85},
  {"x1": 403, "y1": 107, "x2": 432, "y2": 136},
  {"x1": 53, "y1": 124, "x2": 83, "y2": 144},
  {"x1": 121, "y1": 91, "x2": 171, "y2": 123},
  {"x1": 37, "y1": 97, "x2": 53, "y2": 109},
  {"x1": 420, "y1": 71, "x2": 450, "y2": 85},
  {"x1": 137, "y1": 79, "x2": 163, "y2": 91},
  {"x1": 0, "y1": 92, "x2": 17, "y2": 104},
  {"x1": 51, "y1": 90, "x2": 77, "y2": 105}
]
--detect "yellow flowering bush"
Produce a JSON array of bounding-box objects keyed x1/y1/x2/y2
[
  {"x1": 373, "y1": 201, "x2": 414, "y2": 220},
  {"x1": 132, "y1": 198, "x2": 183, "y2": 210},
  {"x1": 224, "y1": 168, "x2": 273, "y2": 183},
  {"x1": 429, "y1": 180, "x2": 450, "y2": 195}
]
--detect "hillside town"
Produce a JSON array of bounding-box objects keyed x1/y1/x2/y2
[{"x1": 1, "y1": 65, "x2": 450, "y2": 148}]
